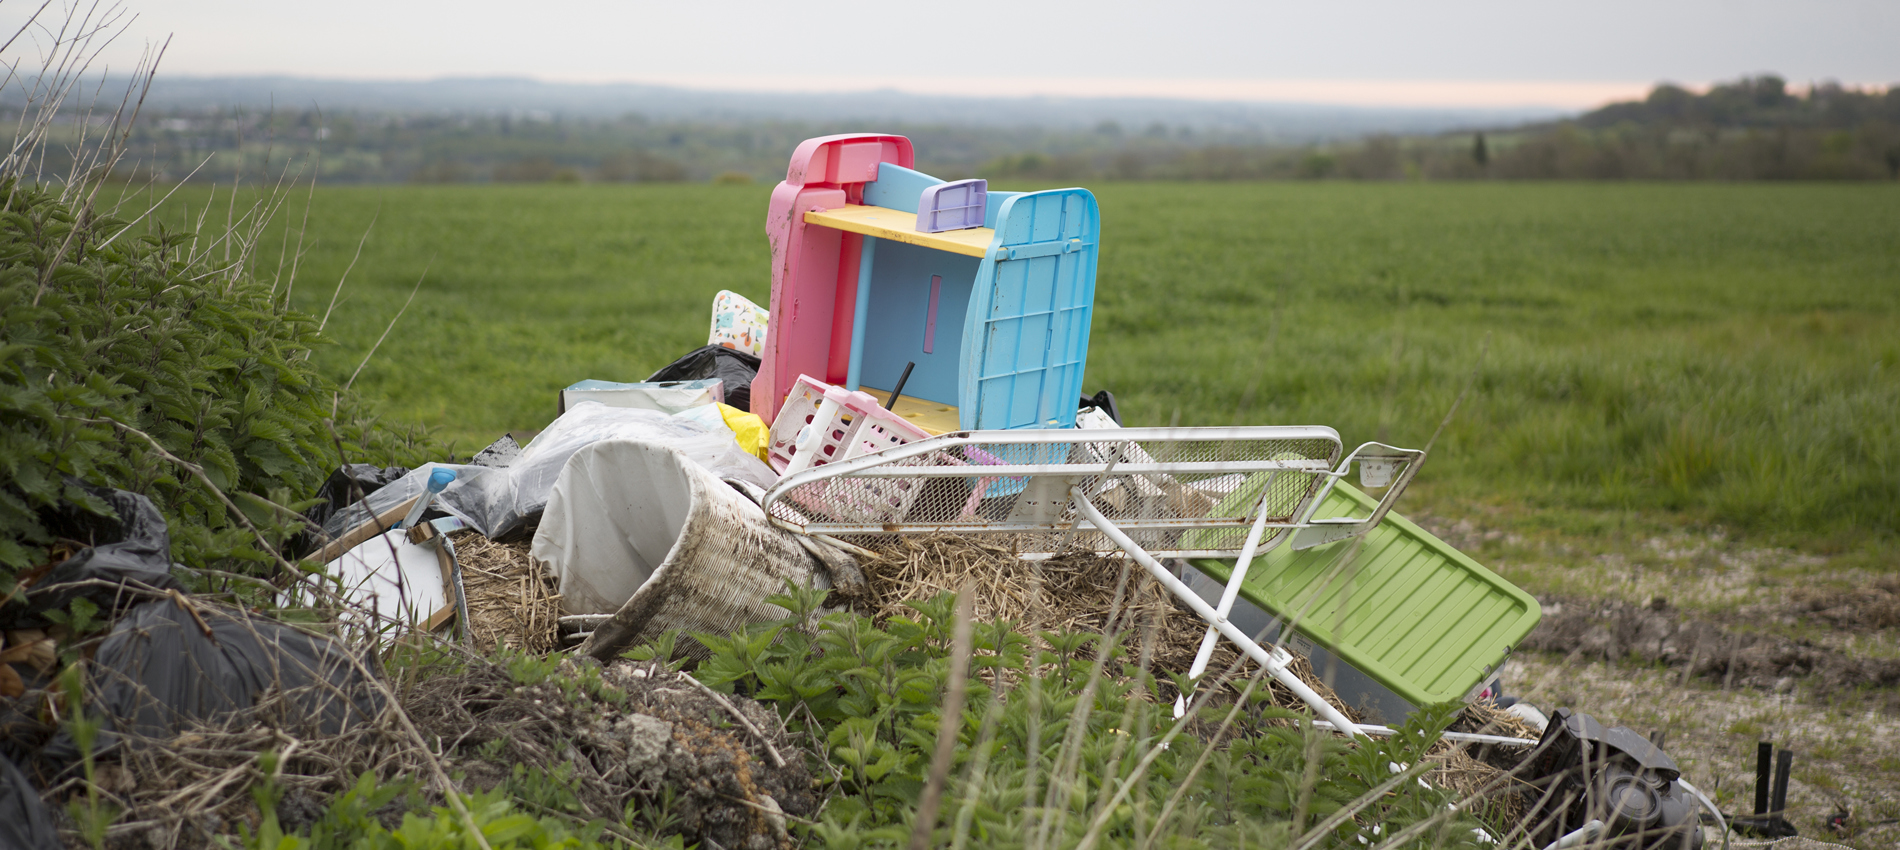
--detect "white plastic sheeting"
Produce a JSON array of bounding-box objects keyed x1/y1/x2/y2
[{"x1": 318, "y1": 403, "x2": 778, "y2": 542}]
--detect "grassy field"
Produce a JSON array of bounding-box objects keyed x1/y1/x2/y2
[{"x1": 126, "y1": 180, "x2": 1900, "y2": 563}]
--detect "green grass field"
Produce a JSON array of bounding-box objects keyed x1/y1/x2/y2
[{"x1": 128, "y1": 181, "x2": 1900, "y2": 560}]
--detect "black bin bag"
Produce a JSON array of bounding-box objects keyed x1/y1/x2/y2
[
  {"x1": 0, "y1": 484, "x2": 180, "y2": 631},
  {"x1": 0, "y1": 752, "x2": 57, "y2": 850},
  {"x1": 39, "y1": 599, "x2": 386, "y2": 764}
]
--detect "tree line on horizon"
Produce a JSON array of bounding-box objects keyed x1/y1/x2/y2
[
  {"x1": 17, "y1": 74, "x2": 1899, "y2": 185},
  {"x1": 984, "y1": 76, "x2": 1900, "y2": 181}
]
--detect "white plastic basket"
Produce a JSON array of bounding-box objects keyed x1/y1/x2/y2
[{"x1": 767, "y1": 374, "x2": 930, "y2": 473}]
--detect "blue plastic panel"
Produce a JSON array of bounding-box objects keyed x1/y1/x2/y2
[
  {"x1": 863, "y1": 163, "x2": 944, "y2": 213},
  {"x1": 963, "y1": 189, "x2": 1098, "y2": 431},
  {"x1": 855, "y1": 239, "x2": 980, "y2": 407},
  {"x1": 983, "y1": 191, "x2": 1025, "y2": 228}
]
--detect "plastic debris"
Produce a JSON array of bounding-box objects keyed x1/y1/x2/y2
[
  {"x1": 1520, "y1": 708, "x2": 1703, "y2": 850},
  {"x1": 527, "y1": 439, "x2": 852, "y2": 659},
  {"x1": 307, "y1": 464, "x2": 410, "y2": 526},
  {"x1": 41, "y1": 597, "x2": 385, "y2": 763},
  {"x1": 0, "y1": 484, "x2": 179, "y2": 631},
  {"x1": 646, "y1": 344, "x2": 761, "y2": 413},
  {"x1": 558, "y1": 378, "x2": 724, "y2": 416},
  {"x1": 708, "y1": 289, "x2": 769, "y2": 356},
  {"x1": 324, "y1": 524, "x2": 454, "y2": 630},
  {"x1": 315, "y1": 403, "x2": 777, "y2": 544},
  {"x1": 766, "y1": 374, "x2": 929, "y2": 474},
  {"x1": 0, "y1": 752, "x2": 56, "y2": 850}
]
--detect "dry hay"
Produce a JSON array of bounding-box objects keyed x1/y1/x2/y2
[
  {"x1": 858, "y1": 533, "x2": 1358, "y2": 717},
  {"x1": 1453, "y1": 699, "x2": 1545, "y2": 744},
  {"x1": 451, "y1": 531, "x2": 560, "y2": 654},
  {"x1": 1412, "y1": 701, "x2": 1546, "y2": 836},
  {"x1": 7, "y1": 649, "x2": 427, "y2": 849},
  {"x1": 22, "y1": 652, "x2": 809, "y2": 849}
]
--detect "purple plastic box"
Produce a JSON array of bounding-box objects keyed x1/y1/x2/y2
[{"x1": 915, "y1": 178, "x2": 988, "y2": 233}]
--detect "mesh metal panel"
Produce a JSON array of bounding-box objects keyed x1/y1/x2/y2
[{"x1": 762, "y1": 427, "x2": 1343, "y2": 557}]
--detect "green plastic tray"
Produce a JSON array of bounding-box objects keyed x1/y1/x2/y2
[{"x1": 1192, "y1": 483, "x2": 1540, "y2": 708}]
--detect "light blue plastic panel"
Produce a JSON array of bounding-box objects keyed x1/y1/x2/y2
[
  {"x1": 863, "y1": 163, "x2": 943, "y2": 212},
  {"x1": 963, "y1": 189, "x2": 1099, "y2": 431},
  {"x1": 864, "y1": 163, "x2": 1022, "y2": 230},
  {"x1": 855, "y1": 239, "x2": 980, "y2": 407},
  {"x1": 983, "y1": 191, "x2": 1025, "y2": 228}
]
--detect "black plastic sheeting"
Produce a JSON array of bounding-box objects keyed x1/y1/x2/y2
[
  {"x1": 646, "y1": 345, "x2": 761, "y2": 413},
  {"x1": 0, "y1": 753, "x2": 56, "y2": 850},
  {"x1": 0, "y1": 484, "x2": 179, "y2": 631},
  {"x1": 291, "y1": 463, "x2": 411, "y2": 555},
  {"x1": 39, "y1": 598, "x2": 386, "y2": 764}
]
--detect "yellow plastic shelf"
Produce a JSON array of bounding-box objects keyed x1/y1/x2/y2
[
  {"x1": 804, "y1": 205, "x2": 994, "y2": 258},
  {"x1": 861, "y1": 387, "x2": 960, "y2": 436}
]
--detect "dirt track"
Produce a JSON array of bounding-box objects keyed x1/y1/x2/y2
[
  {"x1": 1523, "y1": 592, "x2": 1900, "y2": 705},
  {"x1": 1506, "y1": 583, "x2": 1900, "y2": 848}
]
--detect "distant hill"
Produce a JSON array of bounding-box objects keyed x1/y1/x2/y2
[
  {"x1": 128, "y1": 75, "x2": 1562, "y2": 142},
  {"x1": 1570, "y1": 75, "x2": 1899, "y2": 131},
  {"x1": 1450, "y1": 75, "x2": 1900, "y2": 180},
  {"x1": 16, "y1": 73, "x2": 1892, "y2": 184}
]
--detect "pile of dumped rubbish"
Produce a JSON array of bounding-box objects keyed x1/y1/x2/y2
[{"x1": 0, "y1": 133, "x2": 1767, "y2": 850}]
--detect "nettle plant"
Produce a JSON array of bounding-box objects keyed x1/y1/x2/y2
[
  {"x1": 0, "y1": 4, "x2": 440, "y2": 595},
  {"x1": 662, "y1": 584, "x2": 1489, "y2": 849},
  {"x1": 0, "y1": 176, "x2": 440, "y2": 593}
]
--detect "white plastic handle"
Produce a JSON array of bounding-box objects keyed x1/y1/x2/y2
[{"x1": 783, "y1": 395, "x2": 844, "y2": 476}]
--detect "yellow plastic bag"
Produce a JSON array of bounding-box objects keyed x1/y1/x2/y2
[{"x1": 717, "y1": 403, "x2": 770, "y2": 462}]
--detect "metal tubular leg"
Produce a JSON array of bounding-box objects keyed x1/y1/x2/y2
[
  {"x1": 1186, "y1": 472, "x2": 1280, "y2": 681},
  {"x1": 1312, "y1": 721, "x2": 1535, "y2": 747},
  {"x1": 1071, "y1": 488, "x2": 1364, "y2": 737}
]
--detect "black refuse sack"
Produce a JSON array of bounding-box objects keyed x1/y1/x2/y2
[
  {"x1": 291, "y1": 463, "x2": 412, "y2": 555},
  {"x1": 0, "y1": 484, "x2": 179, "y2": 630},
  {"x1": 0, "y1": 753, "x2": 56, "y2": 850},
  {"x1": 646, "y1": 344, "x2": 762, "y2": 412},
  {"x1": 40, "y1": 598, "x2": 386, "y2": 764}
]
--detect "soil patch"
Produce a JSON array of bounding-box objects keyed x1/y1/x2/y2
[
  {"x1": 1523, "y1": 595, "x2": 1900, "y2": 703},
  {"x1": 1785, "y1": 576, "x2": 1900, "y2": 632},
  {"x1": 405, "y1": 658, "x2": 815, "y2": 850}
]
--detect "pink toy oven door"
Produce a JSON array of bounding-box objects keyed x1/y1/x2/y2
[{"x1": 754, "y1": 134, "x2": 914, "y2": 426}]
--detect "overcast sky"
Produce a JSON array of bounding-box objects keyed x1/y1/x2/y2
[{"x1": 5, "y1": 0, "x2": 1895, "y2": 109}]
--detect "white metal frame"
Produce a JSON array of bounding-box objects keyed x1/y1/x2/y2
[{"x1": 761, "y1": 427, "x2": 1527, "y2": 743}]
